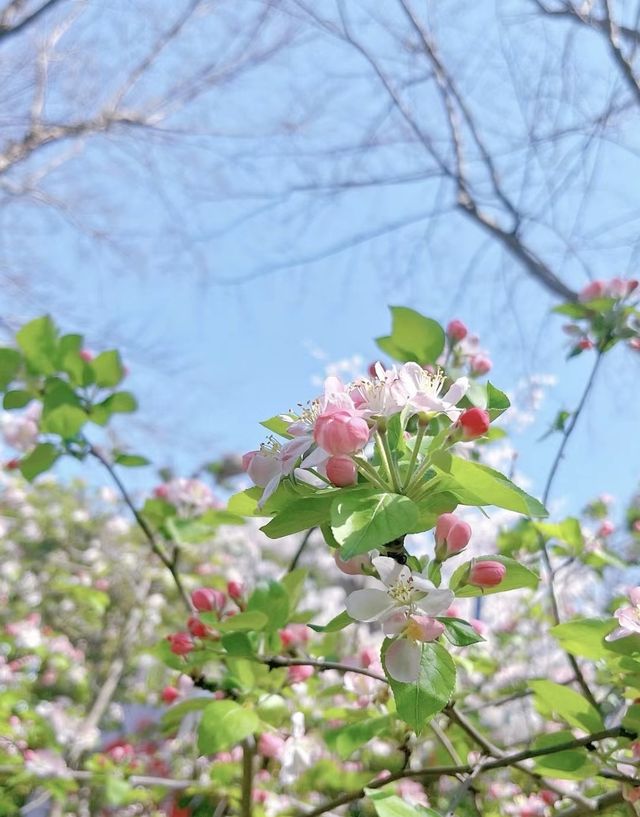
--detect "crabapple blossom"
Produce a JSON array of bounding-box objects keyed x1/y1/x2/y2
[
  {"x1": 187, "y1": 616, "x2": 208, "y2": 638},
  {"x1": 326, "y1": 455, "x2": 357, "y2": 486},
  {"x1": 227, "y1": 579, "x2": 244, "y2": 600},
  {"x1": 166, "y1": 632, "x2": 194, "y2": 655},
  {"x1": 191, "y1": 587, "x2": 225, "y2": 613},
  {"x1": 435, "y1": 512, "x2": 472, "y2": 558},
  {"x1": 470, "y1": 354, "x2": 492, "y2": 375},
  {"x1": 287, "y1": 664, "x2": 314, "y2": 683},
  {"x1": 279, "y1": 624, "x2": 311, "y2": 649},
  {"x1": 457, "y1": 407, "x2": 490, "y2": 439},
  {"x1": 314, "y1": 410, "x2": 370, "y2": 456},
  {"x1": 258, "y1": 732, "x2": 286, "y2": 759},
  {"x1": 579, "y1": 280, "x2": 605, "y2": 301},
  {"x1": 334, "y1": 550, "x2": 370, "y2": 576},
  {"x1": 606, "y1": 587, "x2": 640, "y2": 641},
  {"x1": 468, "y1": 560, "x2": 506, "y2": 588},
  {"x1": 394, "y1": 363, "x2": 468, "y2": 417},
  {"x1": 447, "y1": 319, "x2": 468, "y2": 342},
  {"x1": 243, "y1": 435, "x2": 312, "y2": 505},
  {"x1": 161, "y1": 686, "x2": 180, "y2": 705}
]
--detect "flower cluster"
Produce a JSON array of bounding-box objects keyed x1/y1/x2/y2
[
  {"x1": 558, "y1": 276, "x2": 640, "y2": 356},
  {"x1": 241, "y1": 314, "x2": 532, "y2": 686}
]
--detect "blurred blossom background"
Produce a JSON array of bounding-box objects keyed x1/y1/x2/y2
[{"x1": 0, "y1": 0, "x2": 638, "y2": 516}]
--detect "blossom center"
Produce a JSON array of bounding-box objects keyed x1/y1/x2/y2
[{"x1": 388, "y1": 577, "x2": 415, "y2": 607}]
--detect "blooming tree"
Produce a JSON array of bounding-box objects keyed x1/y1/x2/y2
[{"x1": 0, "y1": 293, "x2": 640, "y2": 815}]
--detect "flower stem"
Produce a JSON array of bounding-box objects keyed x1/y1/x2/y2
[
  {"x1": 377, "y1": 430, "x2": 401, "y2": 493},
  {"x1": 401, "y1": 422, "x2": 426, "y2": 493},
  {"x1": 353, "y1": 457, "x2": 390, "y2": 491},
  {"x1": 406, "y1": 454, "x2": 434, "y2": 498}
]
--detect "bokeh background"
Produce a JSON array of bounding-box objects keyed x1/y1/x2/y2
[{"x1": 1, "y1": 0, "x2": 639, "y2": 512}]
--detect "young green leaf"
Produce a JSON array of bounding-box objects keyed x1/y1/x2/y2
[{"x1": 331, "y1": 491, "x2": 419, "y2": 559}]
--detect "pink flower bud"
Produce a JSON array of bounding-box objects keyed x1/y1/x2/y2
[
  {"x1": 405, "y1": 615, "x2": 445, "y2": 642},
  {"x1": 435, "y1": 513, "x2": 472, "y2": 556},
  {"x1": 579, "y1": 280, "x2": 605, "y2": 302},
  {"x1": 447, "y1": 319, "x2": 468, "y2": 342},
  {"x1": 153, "y1": 484, "x2": 169, "y2": 500},
  {"x1": 334, "y1": 550, "x2": 369, "y2": 575},
  {"x1": 314, "y1": 410, "x2": 370, "y2": 456},
  {"x1": 191, "y1": 587, "x2": 225, "y2": 613},
  {"x1": 457, "y1": 408, "x2": 490, "y2": 440},
  {"x1": 634, "y1": 520, "x2": 640, "y2": 533},
  {"x1": 79, "y1": 349, "x2": 94, "y2": 362},
  {"x1": 326, "y1": 455, "x2": 358, "y2": 487},
  {"x1": 227, "y1": 580, "x2": 244, "y2": 600},
  {"x1": 359, "y1": 646, "x2": 378, "y2": 667},
  {"x1": 187, "y1": 616, "x2": 208, "y2": 638},
  {"x1": 598, "y1": 520, "x2": 615, "y2": 537},
  {"x1": 167, "y1": 632, "x2": 194, "y2": 656},
  {"x1": 630, "y1": 338, "x2": 640, "y2": 351},
  {"x1": 470, "y1": 355, "x2": 492, "y2": 376},
  {"x1": 577, "y1": 338, "x2": 594, "y2": 351},
  {"x1": 287, "y1": 664, "x2": 313, "y2": 683},
  {"x1": 161, "y1": 686, "x2": 180, "y2": 705},
  {"x1": 258, "y1": 732, "x2": 285, "y2": 759},
  {"x1": 468, "y1": 560, "x2": 506, "y2": 588},
  {"x1": 279, "y1": 624, "x2": 311, "y2": 649}
]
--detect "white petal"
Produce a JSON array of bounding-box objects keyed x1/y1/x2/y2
[
  {"x1": 443, "y1": 377, "x2": 469, "y2": 406},
  {"x1": 412, "y1": 575, "x2": 436, "y2": 593},
  {"x1": 300, "y1": 446, "x2": 329, "y2": 469},
  {"x1": 382, "y1": 610, "x2": 408, "y2": 635},
  {"x1": 416, "y1": 589, "x2": 455, "y2": 616},
  {"x1": 280, "y1": 437, "x2": 313, "y2": 474},
  {"x1": 385, "y1": 639, "x2": 422, "y2": 683},
  {"x1": 258, "y1": 473, "x2": 282, "y2": 508},
  {"x1": 372, "y1": 556, "x2": 409, "y2": 588},
  {"x1": 345, "y1": 589, "x2": 395, "y2": 622}
]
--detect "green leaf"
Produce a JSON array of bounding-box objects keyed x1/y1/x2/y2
[
  {"x1": 113, "y1": 453, "x2": 149, "y2": 467},
  {"x1": 536, "y1": 518, "x2": 584, "y2": 552},
  {"x1": 376, "y1": 306, "x2": 445, "y2": 364},
  {"x1": 308, "y1": 610, "x2": 354, "y2": 633},
  {"x1": 3, "y1": 390, "x2": 32, "y2": 409},
  {"x1": 432, "y1": 452, "x2": 548, "y2": 517},
  {"x1": 205, "y1": 611, "x2": 268, "y2": 633},
  {"x1": 16, "y1": 316, "x2": 58, "y2": 374},
  {"x1": 198, "y1": 700, "x2": 260, "y2": 754},
  {"x1": 365, "y1": 788, "x2": 441, "y2": 817},
  {"x1": 19, "y1": 443, "x2": 59, "y2": 481},
  {"x1": 530, "y1": 680, "x2": 604, "y2": 732},
  {"x1": 437, "y1": 617, "x2": 485, "y2": 646},
  {"x1": 281, "y1": 568, "x2": 308, "y2": 611},
  {"x1": 0, "y1": 348, "x2": 22, "y2": 390},
  {"x1": 91, "y1": 350, "x2": 125, "y2": 388},
  {"x1": 260, "y1": 415, "x2": 293, "y2": 437},
  {"x1": 530, "y1": 731, "x2": 597, "y2": 781},
  {"x1": 331, "y1": 491, "x2": 420, "y2": 559},
  {"x1": 486, "y1": 382, "x2": 511, "y2": 419},
  {"x1": 40, "y1": 405, "x2": 88, "y2": 438},
  {"x1": 227, "y1": 488, "x2": 262, "y2": 516},
  {"x1": 160, "y1": 697, "x2": 211, "y2": 736},
  {"x1": 326, "y1": 716, "x2": 391, "y2": 760},
  {"x1": 382, "y1": 640, "x2": 455, "y2": 732},
  {"x1": 104, "y1": 777, "x2": 133, "y2": 806},
  {"x1": 551, "y1": 618, "x2": 617, "y2": 660},
  {"x1": 260, "y1": 493, "x2": 337, "y2": 538},
  {"x1": 103, "y1": 391, "x2": 137, "y2": 413},
  {"x1": 247, "y1": 581, "x2": 290, "y2": 630},
  {"x1": 221, "y1": 632, "x2": 255, "y2": 658},
  {"x1": 450, "y1": 555, "x2": 539, "y2": 598}
]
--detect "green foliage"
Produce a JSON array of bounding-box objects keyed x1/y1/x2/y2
[
  {"x1": 331, "y1": 491, "x2": 419, "y2": 559},
  {"x1": 382, "y1": 640, "x2": 456, "y2": 731},
  {"x1": 197, "y1": 700, "x2": 260, "y2": 753},
  {"x1": 450, "y1": 555, "x2": 539, "y2": 598},
  {"x1": 432, "y1": 452, "x2": 548, "y2": 517},
  {"x1": 19, "y1": 442, "x2": 59, "y2": 481},
  {"x1": 530, "y1": 680, "x2": 604, "y2": 732},
  {"x1": 366, "y1": 788, "x2": 441, "y2": 817},
  {"x1": 376, "y1": 306, "x2": 446, "y2": 364}
]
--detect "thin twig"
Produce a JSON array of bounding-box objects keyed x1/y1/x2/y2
[{"x1": 89, "y1": 445, "x2": 192, "y2": 612}]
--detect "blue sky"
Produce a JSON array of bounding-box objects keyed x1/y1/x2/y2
[{"x1": 1, "y1": 0, "x2": 639, "y2": 522}]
